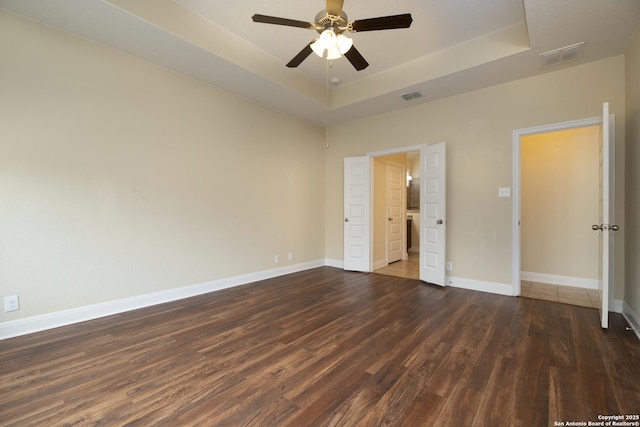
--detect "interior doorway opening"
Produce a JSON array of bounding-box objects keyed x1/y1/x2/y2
[
  {"x1": 512, "y1": 108, "x2": 614, "y2": 321},
  {"x1": 369, "y1": 152, "x2": 420, "y2": 280},
  {"x1": 519, "y1": 125, "x2": 601, "y2": 308},
  {"x1": 344, "y1": 142, "x2": 447, "y2": 286}
]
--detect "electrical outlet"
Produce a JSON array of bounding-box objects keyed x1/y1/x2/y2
[
  {"x1": 274, "y1": 255, "x2": 279, "y2": 264},
  {"x1": 288, "y1": 252, "x2": 293, "y2": 261},
  {"x1": 4, "y1": 295, "x2": 19, "y2": 312},
  {"x1": 498, "y1": 187, "x2": 511, "y2": 198},
  {"x1": 446, "y1": 262, "x2": 453, "y2": 271}
]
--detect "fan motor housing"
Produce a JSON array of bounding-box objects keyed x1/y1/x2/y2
[{"x1": 315, "y1": 9, "x2": 348, "y2": 30}]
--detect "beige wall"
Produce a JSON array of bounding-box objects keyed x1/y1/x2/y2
[
  {"x1": 625, "y1": 24, "x2": 640, "y2": 317},
  {"x1": 325, "y1": 57, "x2": 626, "y2": 298},
  {"x1": 521, "y1": 127, "x2": 600, "y2": 281},
  {"x1": 0, "y1": 12, "x2": 325, "y2": 320}
]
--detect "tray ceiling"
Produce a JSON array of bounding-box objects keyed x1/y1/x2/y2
[{"x1": 1, "y1": 0, "x2": 639, "y2": 125}]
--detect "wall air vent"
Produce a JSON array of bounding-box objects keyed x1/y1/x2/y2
[
  {"x1": 400, "y1": 91, "x2": 423, "y2": 101},
  {"x1": 540, "y1": 42, "x2": 585, "y2": 67}
]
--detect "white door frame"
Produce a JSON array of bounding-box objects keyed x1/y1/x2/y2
[
  {"x1": 368, "y1": 144, "x2": 427, "y2": 159},
  {"x1": 512, "y1": 116, "x2": 611, "y2": 296}
]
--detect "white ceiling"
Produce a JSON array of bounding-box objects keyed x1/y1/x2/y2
[{"x1": 1, "y1": 0, "x2": 639, "y2": 126}]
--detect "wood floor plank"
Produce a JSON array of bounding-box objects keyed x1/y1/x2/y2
[
  {"x1": 1, "y1": 267, "x2": 639, "y2": 426},
  {"x1": 472, "y1": 354, "x2": 522, "y2": 425},
  {"x1": 549, "y1": 365, "x2": 583, "y2": 423},
  {"x1": 426, "y1": 381, "x2": 483, "y2": 427},
  {"x1": 357, "y1": 363, "x2": 442, "y2": 426},
  {"x1": 319, "y1": 361, "x2": 410, "y2": 427},
  {"x1": 513, "y1": 331, "x2": 550, "y2": 425}
]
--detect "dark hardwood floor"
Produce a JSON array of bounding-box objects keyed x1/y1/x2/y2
[{"x1": 1, "y1": 267, "x2": 639, "y2": 426}]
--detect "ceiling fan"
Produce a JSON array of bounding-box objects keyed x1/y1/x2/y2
[{"x1": 252, "y1": 0, "x2": 413, "y2": 71}]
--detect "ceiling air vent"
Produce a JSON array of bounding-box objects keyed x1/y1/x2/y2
[
  {"x1": 540, "y1": 42, "x2": 585, "y2": 67},
  {"x1": 400, "y1": 91, "x2": 423, "y2": 101}
]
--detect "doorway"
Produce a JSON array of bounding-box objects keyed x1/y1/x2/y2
[
  {"x1": 512, "y1": 113, "x2": 614, "y2": 314},
  {"x1": 519, "y1": 125, "x2": 601, "y2": 307},
  {"x1": 372, "y1": 153, "x2": 420, "y2": 279},
  {"x1": 344, "y1": 142, "x2": 447, "y2": 285}
]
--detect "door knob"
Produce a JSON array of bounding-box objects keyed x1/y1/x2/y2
[
  {"x1": 389, "y1": 217, "x2": 393, "y2": 222},
  {"x1": 437, "y1": 219, "x2": 444, "y2": 225},
  {"x1": 344, "y1": 218, "x2": 349, "y2": 222},
  {"x1": 592, "y1": 224, "x2": 620, "y2": 231}
]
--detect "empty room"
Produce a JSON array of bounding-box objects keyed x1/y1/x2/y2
[{"x1": 2, "y1": 0, "x2": 640, "y2": 425}]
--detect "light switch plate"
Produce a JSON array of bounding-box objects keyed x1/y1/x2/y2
[{"x1": 498, "y1": 187, "x2": 511, "y2": 198}]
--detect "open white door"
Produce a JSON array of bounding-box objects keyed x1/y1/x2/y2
[
  {"x1": 344, "y1": 157, "x2": 371, "y2": 272},
  {"x1": 387, "y1": 162, "x2": 405, "y2": 263},
  {"x1": 594, "y1": 102, "x2": 616, "y2": 329},
  {"x1": 420, "y1": 142, "x2": 446, "y2": 285}
]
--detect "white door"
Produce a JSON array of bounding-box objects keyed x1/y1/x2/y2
[
  {"x1": 420, "y1": 142, "x2": 447, "y2": 285},
  {"x1": 594, "y1": 102, "x2": 616, "y2": 329},
  {"x1": 387, "y1": 162, "x2": 405, "y2": 263},
  {"x1": 344, "y1": 157, "x2": 371, "y2": 272}
]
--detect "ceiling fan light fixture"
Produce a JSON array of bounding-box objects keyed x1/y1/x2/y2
[
  {"x1": 310, "y1": 39, "x2": 325, "y2": 57},
  {"x1": 319, "y1": 29, "x2": 337, "y2": 49},
  {"x1": 326, "y1": 45, "x2": 342, "y2": 60},
  {"x1": 336, "y1": 34, "x2": 353, "y2": 54},
  {"x1": 252, "y1": 4, "x2": 412, "y2": 71},
  {"x1": 311, "y1": 29, "x2": 351, "y2": 59}
]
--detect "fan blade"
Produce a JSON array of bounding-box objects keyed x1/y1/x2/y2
[
  {"x1": 326, "y1": 0, "x2": 344, "y2": 16},
  {"x1": 286, "y1": 44, "x2": 314, "y2": 68},
  {"x1": 252, "y1": 14, "x2": 312, "y2": 29},
  {"x1": 351, "y1": 13, "x2": 413, "y2": 32},
  {"x1": 344, "y1": 45, "x2": 369, "y2": 71}
]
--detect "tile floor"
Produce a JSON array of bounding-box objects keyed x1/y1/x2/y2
[
  {"x1": 373, "y1": 252, "x2": 420, "y2": 280},
  {"x1": 374, "y1": 258, "x2": 600, "y2": 309},
  {"x1": 521, "y1": 280, "x2": 601, "y2": 308}
]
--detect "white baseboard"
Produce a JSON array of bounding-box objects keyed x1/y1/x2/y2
[
  {"x1": 5, "y1": 258, "x2": 624, "y2": 341},
  {"x1": 0, "y1": 259, "x2": 325, "y2": 340},
  {"x1": 373, "y1": 259, "x2": 388, "y2": 270},
  {"x1": 447, "y1": 276, "x2": 514, "y2": 296},
  {"x1": 612, "y1": 299, "x2": 623, "y2": 313},
  {"x1": 521, "y1": 271, "x2": 598, "y2": 290},
  {"x1": 622, "y1": 301, "x2": 640, "y2": 341},
  {"x1": 324, "y1": 258, "x2": 344, "y2": 269}
]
